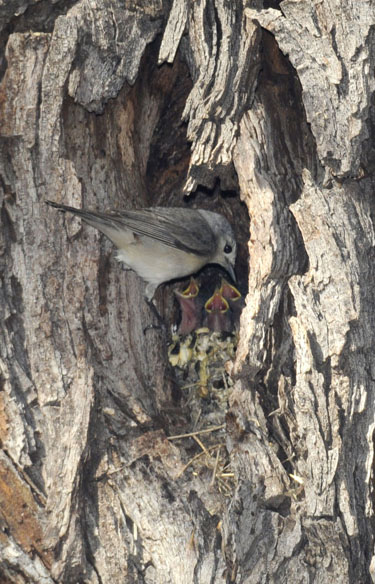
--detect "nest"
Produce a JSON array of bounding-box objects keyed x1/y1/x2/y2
[{"x1": 168, "y1": 328, "x2": 238, "y2": 500}]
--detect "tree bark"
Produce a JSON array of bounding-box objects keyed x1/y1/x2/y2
[{"x1": 1, "y1": 1, "x2": 375, "y2": 583}]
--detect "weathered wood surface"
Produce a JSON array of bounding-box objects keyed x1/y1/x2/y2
[{"x1": 1, "y1": 1, "x2": 375, "y2": 582}]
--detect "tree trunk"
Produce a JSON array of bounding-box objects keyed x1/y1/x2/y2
[{"x1": 1, "y1": 1, "x2": 374, "y2": 582}]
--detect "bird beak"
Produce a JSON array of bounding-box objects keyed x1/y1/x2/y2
[
  {"x1": 204, "y1": 290, "x2": 232, "y2": 333},
  {"x1": 219, "y1": 279, "x2": 241, "y2": 301},
  {"x1": 226, "y1": 262, "x2": 236, "y2": 283}
]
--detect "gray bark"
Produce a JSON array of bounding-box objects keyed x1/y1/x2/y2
[{"x1": 1, "y1": 0, "x2": 375, "y2": 583}]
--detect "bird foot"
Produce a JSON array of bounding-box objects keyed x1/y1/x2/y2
[{"x1": 143, "y1": 299, "x2": 166, "y2": 335}]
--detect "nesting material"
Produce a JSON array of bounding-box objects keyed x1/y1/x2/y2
[
  {"x1": 168, "y1": 327, "x2": 238, "y2": 498},
  {"x1": 169, "y1": 328, "x2": 236, "y2": 421}
]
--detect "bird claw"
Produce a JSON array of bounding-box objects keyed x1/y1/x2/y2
[
  {"x1": 143, "y1": 299, "x2": 166, "y2": 335},
  {"x1": 143, "y1": 323, "x2": 165, "y2": 334}
]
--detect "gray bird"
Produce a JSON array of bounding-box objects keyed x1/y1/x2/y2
[{"x1": 46, "y1": 201, "x2": 237, "y2": 301}]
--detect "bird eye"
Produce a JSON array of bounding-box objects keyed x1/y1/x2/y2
[{"x1": 224, "y1": 244, "x2": 232, "y2": 254}]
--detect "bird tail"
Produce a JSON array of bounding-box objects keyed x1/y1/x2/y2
[
  {"x1": 46, "y1": 200, "x2": 103, "y2": 221},
  {"x1": 45, "y1": 199, "x2": 120, "y2": 228}
]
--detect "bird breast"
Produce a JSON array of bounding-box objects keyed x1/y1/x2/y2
[{"x1": 116, "y1": 236, "x2": 208, "y2": 286}]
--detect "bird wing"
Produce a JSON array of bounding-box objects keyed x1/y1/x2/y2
[
  {"x1": 96, "y1": 207, "x2": 216, "y2": 257},
  {"x1": 46, "y1": 202, "x2": 216, "y2": 257}
]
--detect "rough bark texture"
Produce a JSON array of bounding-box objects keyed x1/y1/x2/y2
[{"x1": 1, "y1": 1, "x2": 375, "y2": 583}]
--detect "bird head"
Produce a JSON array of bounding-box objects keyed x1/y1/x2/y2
[{"x1": 198, "y1": 210, "x2": 237, "y2": 282}]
